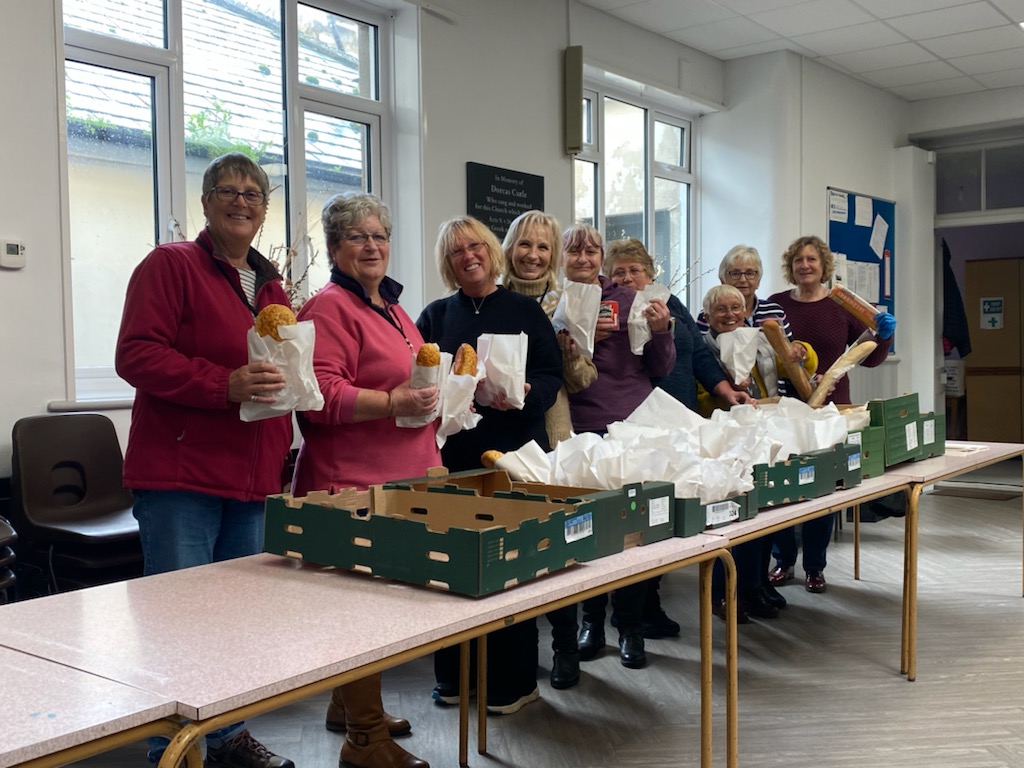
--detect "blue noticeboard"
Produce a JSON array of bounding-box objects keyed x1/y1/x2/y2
[{"x1": 826, "y1": 187, "x2": 895, "y2": 323}]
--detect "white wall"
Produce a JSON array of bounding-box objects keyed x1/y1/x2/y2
[{"x1": 908, "y1": 85, "x2": 1024, "y2": 137}]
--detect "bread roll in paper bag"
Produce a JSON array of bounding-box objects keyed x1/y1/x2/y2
[
  {"x1": 395, "y1": 349, "x2": 450, "y2": 429},
  {"x1": 626, "y1": 283, "x2": 671, "y2": 355},
  {"x1": 240, "y1": 322, "x2": 324, "y2": 422}
]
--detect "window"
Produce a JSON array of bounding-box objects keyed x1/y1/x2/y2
[
  {"x1": 572, "y1": 85, "x2": 694, "y2": 302},
  {"x1": 61, "y1": 0, "x2": 389, "y2": 402}
]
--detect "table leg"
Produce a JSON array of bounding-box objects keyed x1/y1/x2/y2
[
  {"x1": 901, "y1": 484, "x2": 921, "y2": 681},
  {"x1": 477, "y1": 633, "x2": 488, "y2": 755},
  {"x1": 700, "y1": 549, "x2": 737, "y2": 768},
  {"x1": 699, "y1": 559, "x2": 712, "y2": 768},
  {"x1": 853, "y1": 505, "x2": 861, "y2": 580},
  {"x1": 458, "y1": 640, "x2": 470, "y2": 767}
]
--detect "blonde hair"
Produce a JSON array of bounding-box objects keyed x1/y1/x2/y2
[
  {"x1": 502, "y1": 210, "x2": 562, "y2": 283},
  {"x1": 434, "y1": 216, "x2": 504, "y2": 291},
  {"x1": 604, "y1": 237, "x2": 655, "y2": 279}
]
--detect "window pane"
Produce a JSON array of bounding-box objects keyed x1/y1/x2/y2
[
  {"x1": 582, "y1": 96, "x2": 593, "y2": 146},
  {"x1": 985, "y1": 145, "x2": 1024, "y2": 210},
  {"x1": 654, "y1": 120, "x2": 684, "y2": 168},
  {"x1": 297, "y1": 4, "x2": 378, "y2": 100},
  {"x1": 935, "y1": 150, "x2": 981, "y2": 214},
  {"x1": 654, "y1": 178, "x2": 689, "y2": 297},
  {"x1": 66, "y1": 61, "x2": 157, "y2": 399},
  {"x1": 182, "y1": 0, "x2": 286, "y2": 253},
  {"x1": 64, "y1": 0, "x2": 165, "y2": 48},
  {"x1": 603, "y1": 97, "x2": 646, "y2": 243},
  {"x1": 303, "y1": 112, "x2": 371, "y2": 296},
  {"x1": 573, "y1": 159, "x2": 597, "y2": 226}
]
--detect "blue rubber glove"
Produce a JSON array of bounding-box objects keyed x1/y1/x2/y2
[{"x1": 874, "y1": 311, "x2": 896, "y2": 340}]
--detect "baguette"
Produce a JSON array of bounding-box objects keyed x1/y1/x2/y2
[
  {"x1": 415, "y1": 343, "x2": 441, "y2": 367},
  {"x1": 830, "y1": 285, "x2": 878, "y2": 330},
  {"x1": 807, "y1": 341, "x2": 878, "y2": 408},
  {"x1": 481, "y1": 449, "x2": 504, "y2": 469},
  {"x1": 761, "y1": 319, "x2": 813, "y2": 401},
  {"x1": 254, "y1": 304, "x2": 297, "y2": 342},
  {"x1": 452, "y1": 343, "x2": 477, "y2": 375}
]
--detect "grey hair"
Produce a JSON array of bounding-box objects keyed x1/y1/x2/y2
[
  {"x1": 202, "y1": 152, "x2": 270, "y2": 205},
  {"x1": 719, "y1": 245, "x2": 762, "y2": 283},
  {"x1": 702, "y1": 284, "x2": 746, "y2": 319},
  {"x1": 321, "y1": 192, "x2": 393, "y2": 248}
]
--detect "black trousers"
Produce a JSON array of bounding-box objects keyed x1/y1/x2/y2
[
  {"x1": 433, "y1": 618, "x2": 538, "y2": 701},
  {"x1": 581, "y1": 579, "x2": 647, "y2": 634}
]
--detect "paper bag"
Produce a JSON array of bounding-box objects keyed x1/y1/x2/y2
[
  {"x1": 551, "y1": 281, "x2": 601, "y2": 358},
  {"x1": 717, "y1": 327, "x2": 760, "y2": 386},
  {"x1": 475, "y1": 332, "x2": 528, "y2": 410},
  {"x1": 434, "y1": 354, "x2": 485, "y2": 449},
  {"x1": 626, "y1": 283, "x2": 671, "y2": 355},
  {"x1": 396, "y1": 351, "x2": 451, "y2": 429},
  {"x1": 240, "y1": 322, "x2": 324, "y2": 422}
]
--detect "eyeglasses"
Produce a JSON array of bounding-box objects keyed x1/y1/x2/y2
[
  {"x1": 344, "y1": 231, "x2": 390, "y2": 246},
  {"x1": 726, "y1": 269, "x2": 759, "y2": 280},
  {"x1": 712, "y1": 304, "x2": 746, "y2": 316},
  {"x1": 448, "y1": 242, "x2": 487, "y2": 260},
  {"x1": 212, "y1": 186, "x2": 267, "y2": 205},
  {"x1": 611, "y1": 265, "x2": 648, "y2": 279}
]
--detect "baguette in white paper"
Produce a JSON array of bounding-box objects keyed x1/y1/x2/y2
[
  {"x1": 395, "y1": 351, "x2": 451, "y2": 429},
  {"x1": 551, "y1": 281, "x2": 601, "y2": 358},
  {"x1": 626, "y1": 283, "x2": 671, "y2": 355},
  {"x1": 434, "y1": 356, "x2": 485, "y2": 449},
  {"x1": 475, "y1": 332, "x2": 528, "y2": 410}
]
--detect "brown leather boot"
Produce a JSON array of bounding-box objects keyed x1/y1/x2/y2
[
  {"x1": 338, "y1": 674, "x2": 428, "y2": 768},
  {"x1": 325, "y1": 685, "x2": 411, "y2": 736}
]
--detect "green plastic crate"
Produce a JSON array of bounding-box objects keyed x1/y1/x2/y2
[
  {"x1": 916, "y1": 412, "x2": 946, "y2": 459},
  {"x1": 868, "y1": 393, "x2": 924, "y2": 466},
  {"x1": 674, "y1": 488, "x2": 758, "y2": 533}
]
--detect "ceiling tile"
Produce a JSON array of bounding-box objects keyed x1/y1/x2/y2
[
  {"x1": 714, "y1": 38, "x2": 818, "y2": 59},
  {"x1": 714, "y1": 0, "x2": 807, "y2": 13},
  {"x1": 918, "y1": 25, "x2": 1024, "y2": 57},
  {"x1": 988, "y1": 0, "x2": 1024, "y2": 22},
  {"x1": 850, "y1": 0, "x2": 979, "y2": 19},
  {"x1": 613, "y1": 0, "x2": 736, "y2": 31},
  {"x1": 950, "y1": 47, "x2": 1024, "y2": 74},
  {"x1": 791, "y1": 21, "x2": 909, "y2": 55},
  {"x1": 973, "y1": 67, "x2": 1024, "y2": 86},
  {"x1": 666, "y1": 16, "x2": 781, "y2": 51},
  {"x1": 885, "y1": 2, "x2": 1008, "y2": 39},
  {"x1": 748, "y1": 0, "x2": 874, "y2": 37},
  {"x1": 825, "y1": 42, "x2": 938, "y2": 72},
  {"x1": 888, "y1": 75, "x2": 987, "y2": 99},
  {"x1": 861, "y1": 59, "x2": 963, "y2": 86},
  {"x1": 577, "y1": 0, "x2": 640, "y2": 10}
]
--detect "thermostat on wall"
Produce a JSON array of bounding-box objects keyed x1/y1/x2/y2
[{"x1": 0, "y1": 240, "x2": 26, "y2": 269}]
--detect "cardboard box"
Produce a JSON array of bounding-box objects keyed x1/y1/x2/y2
[
  {"x1": 264, "y1": 476, "x2": 607, "y2": 596},
  {"x1": 944, "y1": 360, "x2": 966, "y2": 397},
  {"x1": 753, "y1": 443, "x2": 860, "y2": 508},
  {"x1": 847, "y1": 426, "x2": 885, "y2": 478},
  {"x1": 386, "y1": 469, "x2": 676, "y2": 560},
  {"x1": 675, "y1": 488, "x2": 759, "y2": 533},
  {"x1": 915, "y1": 412, "x2": 947, "y2": 459},
  {"x1": 868, "y1": 393, "x2": 924, "y2": 466}
]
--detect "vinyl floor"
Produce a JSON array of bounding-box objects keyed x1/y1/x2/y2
[{"x1": 67, "y1": 459, "x2": 1024, "y2": 767}]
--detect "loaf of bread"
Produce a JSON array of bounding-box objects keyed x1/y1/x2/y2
[
  {"x1": 415, "y1": 343, "x2": 441, "y2": 367},
  {"x1": 255, "y1": 304, "x2": 297, "y2": 342},
  {"x1": 481, "y1": 450, "x2": 504, "y2": 469},
  {"x1": 453, "y1": 343, "x2": 477, "y2": 375}
]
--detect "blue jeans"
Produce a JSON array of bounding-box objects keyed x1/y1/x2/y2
[{"x1": 133, "y1": 489, "x2": 266, "y2": 761}]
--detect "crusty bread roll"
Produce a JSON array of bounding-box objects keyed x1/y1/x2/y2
[
  {"x1": 481, "y1": 450, "x2": 504, "y2": 469},
  {"x1": 255, "y1": 304, "x2": 297, "y2": 342},
  {"x1": 416, "y1": 342, "x2": 441, "y2": 367},
  {"x1": 453, "y1": 343, "x2": 477, "y2": 375}
]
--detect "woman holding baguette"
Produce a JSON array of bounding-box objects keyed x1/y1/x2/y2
[
  {"x1": 766, "y1": 235, "x2": 895, "y2": 595},
  {"x1": 292, "y1": 192, "x2": 437, "y2": 768},
  {"x1": 417, "y1": 215, "x2": 562, "y2": 716},
  {"x1": 501, "y1": 209, "x2": 595, "y2": 691}
]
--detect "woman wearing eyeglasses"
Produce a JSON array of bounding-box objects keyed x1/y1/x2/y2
[
  {"x1": 292, "y1": 192, "x2": 439, "y2": 768},
  {"x1": 116, "y1": 153, "x2": 295, "y2": 768},
  {"x1": 417, "y1": 215, "x2": 562, "y2": 717}
]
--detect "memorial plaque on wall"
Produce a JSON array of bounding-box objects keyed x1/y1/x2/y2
[{"x1": 466, "y1": 162, "x2": 544, "y2": 238}]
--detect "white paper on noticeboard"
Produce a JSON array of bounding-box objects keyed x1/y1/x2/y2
[
  {"x1": 829, "y1": 190, "x2": 848, "y2": 223},
  {"x1": 869, "y1": 214, "x2": 888, "y2": 258},
  {"x1": 833, "y1": 252, "x2": 848, "y2": 285},
  {"x1": 854, "y1": 196, "x2": 873, "y2": 227}
]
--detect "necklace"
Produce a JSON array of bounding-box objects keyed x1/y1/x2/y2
[{"x1": 470, "y1": 294, "x2": 487, "y2": 315}]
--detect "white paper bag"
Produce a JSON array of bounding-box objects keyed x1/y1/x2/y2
[
  {"x1": 240, "y1": 322, "x2": 324, "y2": 422},
  {"x1": 626, "y1": 283, "x2": 671, "y2": 355},
  {"x1": 434, "y1": 354, "x2": 485, "y2": 449},
  {"x1": 551, "y1": 281, "x2": 601, "y2": 358},
  {"x1": 396, "y1": 351, "x2": 451, "y2": 429},
  {"x1": 475, "y1": 332, "x2": 528, "y2": 410},
  {"x1": 717, "y1": 327, "x2": 761, "y2": 386}
]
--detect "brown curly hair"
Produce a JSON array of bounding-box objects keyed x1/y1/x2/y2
[{"x1": 781, "y1": 235, "x2": 834, "y2": 285}]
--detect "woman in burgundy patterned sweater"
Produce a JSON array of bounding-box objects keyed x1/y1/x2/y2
[{"x1": 767, "y1": 235, "x2": 896, "y2": 594}]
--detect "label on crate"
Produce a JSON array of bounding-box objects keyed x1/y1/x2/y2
[
  {"x1": 923, "y1": 419, "x2": 935, "y2": 445},
  {"x1": 848, "y1": 452, "x2": 861, "y2": 471},
  {"x1": 798, "y1": 466, "x2": 815, "y2": 485},
  {"x1": 564, "y1": 511, "x2": 594, "y2": 543},
  {"x1": 905, "y1": 423, "x2": 919, "y2": 451},
  {"x1": 847, "y1": 431, "x2": 862, "y2": 446},
  {"x1": 649, "y1": 495, "x2": 670, "y2": 527},
  {"x1": 706, "y1": 500, "x2": 740, "y2": 526}
]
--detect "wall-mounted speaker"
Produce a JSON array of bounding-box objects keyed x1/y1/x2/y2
[{"x1": 564, "y1": 45, "x2": 583, "y2": 156}]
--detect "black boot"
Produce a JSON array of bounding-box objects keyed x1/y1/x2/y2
[
  {"x1": 577, "y1": 620, "x2": 605, "y2": 661},
  {"x1": 618, "y1": 631, "x2": 647, "y2": 669},
  {"x1": 550, "y1": 651, "x2": 580, "y2": 689}
]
